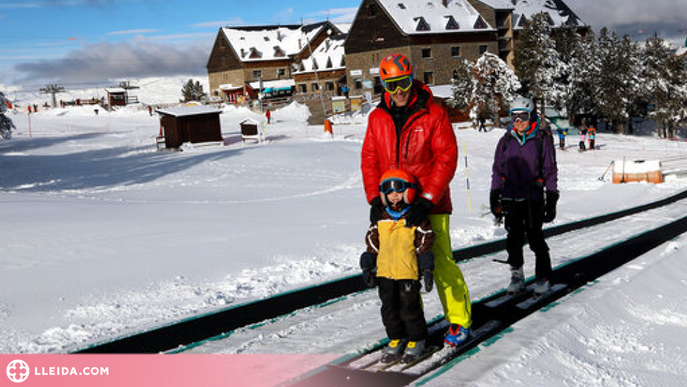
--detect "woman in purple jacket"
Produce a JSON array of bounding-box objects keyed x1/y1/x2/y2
[{"x1": 489, "y1": 97, "x2": 559, "y2": 296}]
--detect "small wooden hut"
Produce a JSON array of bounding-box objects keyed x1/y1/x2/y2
[{"x1": 156, "y1": 106, "x2": 223, "y2": 149}]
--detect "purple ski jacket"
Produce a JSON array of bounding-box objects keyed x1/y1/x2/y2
[{"x1": 490, "y1": 119, "x2": 558, "y2": 201}]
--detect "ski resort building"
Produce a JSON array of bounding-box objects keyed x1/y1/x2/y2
[
  {"x1": 292, "y1": 33, "x2": 348, "y2": 98},
  {"x1": 206, "y1": 22, "x2": 341, "y2": 103},
  {"x1": 343, "y1": 0, "x2": 587, "y2": 95}
]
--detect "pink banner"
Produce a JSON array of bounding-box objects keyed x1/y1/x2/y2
[{"x1": 2, "y1": 354, "x2": 340, "y2": 386}]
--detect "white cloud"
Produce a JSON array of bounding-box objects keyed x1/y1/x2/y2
[
  {"x1": 107, "y1": 29, "x2": 160, "y2": 36},
  {"x1": 191, "y1": 18, "x2": 246, "y2": 29},
  {"x1": 306, "y1": 7, "x2": 358, "y2": 23},
  {"x1": 14, "y1": 41, "x2": 211, "y2": 84},
  {"x1": 272, "y1": 7, "x2": 295, "y2": 24},
  {"x1": 567, "y1": 0, "x2": 687, "y2": 48}
]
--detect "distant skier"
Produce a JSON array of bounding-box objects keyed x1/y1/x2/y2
[
  {"x1": 579, "y1": 126, "x2": 587, "y2": 151},
  {"x1": 490, "y1": 97, "x2": 559, "y2": 297},
  {"x1": 360, "y1": 169, "x2": 435, "y2": 363},
  {"x1": 557, "y1": 127, "x2": 567, "y2": 150},
  {"x1": 477, "y1": 113, "x2": 487, "y2": 132},
  {"x1": 587, "y1": 124, "x2": 597, "y2": 150}
]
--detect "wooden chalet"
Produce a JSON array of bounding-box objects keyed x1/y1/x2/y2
[
  {"x1": 206, "y1": 22, "x2": 341, "y2": 103},
  {"x1": 344, "y1": 0, "x2": 588, "y2": 97},
  {"x1": 292, "y1": 33, "x2": 348, "y2": 98}
]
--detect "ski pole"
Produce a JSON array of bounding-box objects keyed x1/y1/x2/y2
[
  {"x1": 598, "y1": 160, "x2": 614, "y2": 181},
  {"x1": 463, "y1": 142, "x2": 472, "y2": 214}
]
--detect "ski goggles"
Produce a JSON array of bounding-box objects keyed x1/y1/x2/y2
[
  {"x1": 510, "y1": 111, "x2": 531, "y2": 123},
  {"x1": 380, "y1": 178, "x2": 416, "y2": 194},
  {"x1": 383, "y1": 75, "x2": 413, "y2": 94}
]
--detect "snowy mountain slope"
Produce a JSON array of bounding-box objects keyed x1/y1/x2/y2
[{"x1": 1, "y1": 100, "x2": 687, "y2": 386}]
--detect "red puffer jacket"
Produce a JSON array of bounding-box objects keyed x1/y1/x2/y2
[{"x1": 361, "y1": 81, "x2": 457, "y2": 214}]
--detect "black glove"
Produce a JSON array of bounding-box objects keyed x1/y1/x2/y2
[
  {"x1": 369, "y1": 196, "x2": 384, "y2": 224},
  {"x1": 359, "y1": 252, "x2": 377, "y2": 288},
  {"x1": 406, "y1": 197, "x2": 434, "y2": 226},
  {"x1": 490, "y1": 189, "x2": 503, "y2": 218},
  {"x1": 543, "y1": 191, "x2": 559, "y2": 223},
  {"x1": 422, "y1": 270, "x2": 434, "y2": 292}
]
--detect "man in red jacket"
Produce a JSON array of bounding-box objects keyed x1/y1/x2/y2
[{"x1": 361, "y1": 54, "x2": 472, "y2": 347}]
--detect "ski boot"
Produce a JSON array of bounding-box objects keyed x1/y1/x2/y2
[
  {"x1": 444, "y1": 324, "x2": 470, "y2": 347},
  {"x1": 507, "y1": 266, "x2": 525, "y2": 294},
  {"x1": 381, "y1": 338, "x2": 407, "y2": 363},
  {"x1": 533, "y1": 278, "x2": 550, "y2": 297},
  {"x1": 400, "y1": 339, "x2": 426, "y2": 364}
]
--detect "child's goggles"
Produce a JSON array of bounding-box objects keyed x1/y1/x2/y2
[
  {"x1": 380, "y1": 178, "x2": 416, "y2": 194},
  {"x1": 510, "y1": 111, "x2": 531, "y2": 123},
  {"x1": 383, "y1": 75, "x2": 413, "y2": 94}
]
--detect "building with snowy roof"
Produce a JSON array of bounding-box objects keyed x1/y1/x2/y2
[
  {"x1": 292, "y1": 33, "x2": 348, "y2": 97},
  {"x1": 344, "y1": 0, "x2": 587, "y2": 95},
  {"x1": 206, "y1": 22, "x2": 341, "y2": 103}
]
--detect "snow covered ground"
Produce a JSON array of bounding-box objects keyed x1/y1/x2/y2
[{"x1": 2, "y1": 98, "x2": 687, "y2": 386}]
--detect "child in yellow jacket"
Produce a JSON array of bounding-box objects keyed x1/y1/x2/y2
[{"x1": 360, "y1": 169, "x2": 435, "y2": 363}]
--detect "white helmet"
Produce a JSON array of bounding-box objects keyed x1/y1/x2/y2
[{"x1": 510, "y1": 96, "x2": 534, "y2": 114}]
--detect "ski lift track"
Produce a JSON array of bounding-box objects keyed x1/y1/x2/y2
[{"x1": 74, "y1": 188, "x2": 687, "y2": 356}]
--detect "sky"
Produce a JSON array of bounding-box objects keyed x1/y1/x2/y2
[{"x1": 1, "y1": 0, "x2": 686, "y2": 91}]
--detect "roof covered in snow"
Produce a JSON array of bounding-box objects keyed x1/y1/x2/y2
[
  {"x1": 293, "y1": 34, "x2": 347, "y2": 75},
  {"x1": 476, "y1": 0, "x2": 516, "y2": 10},
  {"x1": 221, "y1": 22, "x2": 339, "y2": 63},
  {"x1": 156, "y1": 106, "x2": 223, "y2": 117},
  {"x1": 512, "y1": 0, "x2": 586, "y2": 29},
  {"x1": 376, "y1": 0, "x2": 495, "y2": 35}
]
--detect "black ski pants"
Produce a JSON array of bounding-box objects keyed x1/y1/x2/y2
[
  {"x1": 504, "y1": 199, "x2": 553, "y2": 281},
  {"x1": 377, "y1": 277, "x2": 427, "y2": 342}
]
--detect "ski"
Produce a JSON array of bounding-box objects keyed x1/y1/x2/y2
[
  {"x1": 484, "y1": 283, "x2": 536, "y2": 308},
  {"x1": 383, "y1": 346, "x2": 442, "y2": 372},
  {"x1": 398, "y1": 319, "x2": 503, "y2": 375},
  {"x1": 516, "y1": 283, "x2": 568, "y2": 310}
]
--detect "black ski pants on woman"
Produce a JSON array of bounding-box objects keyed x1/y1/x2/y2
[
  {"x1": 504, "y1": 199, "x2": 553, "y2": 281},
  {"x1": 377, "y1": 277, "x2": 427, "y2": 342}
]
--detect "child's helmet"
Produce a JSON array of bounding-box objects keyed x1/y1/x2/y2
[
  {"x1": 379, "y1": 169, "x2": 417, "y2": 206},
  {"x1": 379, "y1": 54, "x2": 413, "y2": 81}
]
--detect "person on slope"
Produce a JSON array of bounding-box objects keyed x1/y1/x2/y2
[
  {"x1": 361, "y1": 53, "x2": 472, "y2": 347},
  {"x1": 490, "y1": 97, "x2": 559, "y2": 297},
  {"x1": 360, "y1": 169, "x2": 435, "y2": 363}
]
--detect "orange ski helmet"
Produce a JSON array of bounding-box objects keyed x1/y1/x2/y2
[
  {"x1": 379, "y1": 169, "x2": 417, "y2": 206},
  {"x1": 379, "y1": 54, "x2": 413, "y2": 81}
]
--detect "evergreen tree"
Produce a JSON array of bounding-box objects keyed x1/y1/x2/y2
[
  {"x1": 512, "y1": 13, "x2": 568, "y2": 114},
  {"x1": 663, "y1": 54, "x2": 687, "y2": 138},
  {"x1": 0, "y1": 92, "x2": 15, "y2": 140},
  {"x1": 468, "y1": 52, "x2": 521, "y2": 128},
  {"x1": 566, "y1": 31, "x2": 599, "y2": 125},
  {"x1": 594, "y1": 29, "x2": 641, "y2": 134},
  {"x1": 447, "y1": 58, "x2": 473, "y2": 111},
  {"x1": 181, "y1": 79, "x2": 207, "y2": 102}
]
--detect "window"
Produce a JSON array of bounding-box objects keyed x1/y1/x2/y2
[
  {"x1": 479, "y1": 45, "x2": 488, "y2": 55},
  {"x1": 451, "y1": 46, "x2": 461, "y2": 57},
  {"x1": 415, "y1": 17, "x2": 430, "y2": 31},
  {"x1": 312, "y1": 83, "x2": 320, "y2": 92},
  {"x1": 474, "y1": 16, "x2": 488, "y2": 29},
  {"x1": 278, "y1": 68, "x2": 286, "y2": 77},
  {"x1": 368, "y1": 4, "x2": 378, "y2": 17},
  {"x1": 299, "y1": 84, "x2": 308, "y2": 93},
  {"x1": 445, "y1": 16, "x2": 459, "y2": 30},
  {"x1": 423, "y1": 72, "x2": 434, "y2": 85},
  {"x1": 354, "y1": 78, "x2": 363, "y2": 89},
  {"x1": 325, "y1": 82, "x2": 335, "y2": 91},
  {"x1": 253, "y1": 70, "x2": 262, "y2": 78},
  {"x1": 422, "y1": 48, "x2": 432, "y2": 59}
]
